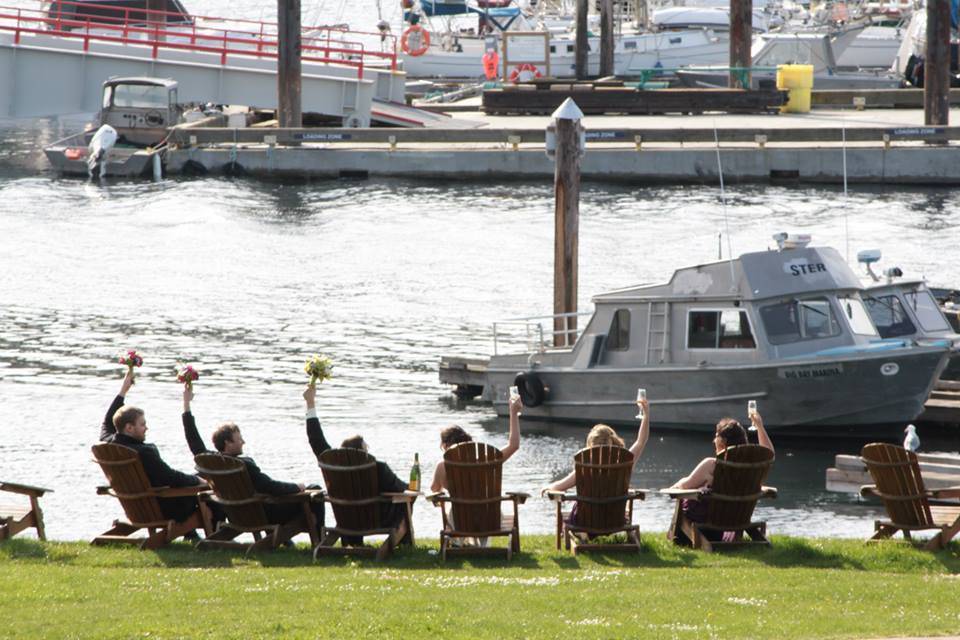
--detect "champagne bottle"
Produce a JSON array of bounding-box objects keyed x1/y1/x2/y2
[{"x1": 408, "y1": 452, "x2": 421, "y2": 492}]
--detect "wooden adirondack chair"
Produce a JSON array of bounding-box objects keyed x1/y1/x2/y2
[
  {"x1": 662, "y1": 444, "x2": 777, "y2": 552},
  {"x1": 193, "y1": 453, "x2": 318, "y2": 555},
  {"x1": 546, "y1": 445, "x2": 645, "y2": 554},
  {"x1": 0, "y1": 481, "x2": 52, "y2": 541},
  {"x1": 860, "y1": 443, "x2": 960, "y2": 550},
  {"x1": 91, "y1": 443, "x2": 212, "y2": 549},
  {"x1": 313, "y1": 448, "x2": 417, "y2": 562},
  {"x1": 426, "y1": 442, "x2": 529, "y2": 561}
]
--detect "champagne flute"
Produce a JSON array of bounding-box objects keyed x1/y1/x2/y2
[
  {"x1": 509, "y1": 385, "x2": 520, "y2": 403},
  {"x1": 748, "y1": 400, "x2": 758, "y2": 418},
  {"x1": 636, "y1": 388, "x2": 646, "y2": 419}
]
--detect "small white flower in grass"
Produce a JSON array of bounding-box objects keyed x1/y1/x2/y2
[{"x1": 727, "y1": 597, "x2": 767, "y2": 606}]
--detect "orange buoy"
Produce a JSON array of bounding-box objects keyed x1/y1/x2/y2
[
  {"x1": 482, "y1": 49, "x2": 499, "y2": 80},
  {"x1": 508, "y1": 63, "x2": 542, "y2": 83},
  {"x1": 401, "y1": 25, "x2": 430, "y2": 57}
]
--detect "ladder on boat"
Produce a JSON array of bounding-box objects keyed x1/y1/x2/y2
[{"x1": 644, "y1": 301, "x2": 671, "y2": 364}]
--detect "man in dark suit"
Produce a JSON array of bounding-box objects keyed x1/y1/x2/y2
[
  {"x1": 303, "y1": 384, "x2": 409, "y2": 545},
  {"x1": 99, "y1": 369, "x2": 206, "y2": 526},
  {"x1": 181, "y1": 386, "x2": 323, "y2": 537}
]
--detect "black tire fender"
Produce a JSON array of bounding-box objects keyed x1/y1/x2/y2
[{"x1": 514, "y1": 372, "x2": 547, "y2": 408}]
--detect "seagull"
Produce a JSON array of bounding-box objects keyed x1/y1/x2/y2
[{"x1": 903, "y1": 424, "x2": 920, "y2": 452}]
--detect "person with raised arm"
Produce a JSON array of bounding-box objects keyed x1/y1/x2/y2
[
  {"x1": 99, "y1": 367, "x2": 204, "y2": 526},
  {"x1": 303, "y1": 383, "x2": 408, "y2": 545},
  {"x1": 671, "y1": 411, "x2": 774, "y2": 491},
  {"x1": 181, "y1": 385, "x2": 323, "y2": 535},
  {"x1": 430, "y1": 393, "x2": 523, "y2": 493},
  {"x1": 542, "y1": 396, "x2": 651, "y2": 494}
]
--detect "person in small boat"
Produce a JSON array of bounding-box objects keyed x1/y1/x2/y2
[
  {"x1": 429, "y1": 393, "x2": 522, "y2": 493},
  {"x1": 303, "y1": 383, "x2": 409, "y2": 545},
  {"x1": 99, "y1": 368, "x2": 207, "y2": 531},
  {"x1": 542, "y1": 396, "x2": 651, "y2": 495},
  {"x1": 181, "y1": 385, "x2": 324, "y2": 538},
  {"x1": 669, "y1": 412, "x2": 773, "y2": 542}
]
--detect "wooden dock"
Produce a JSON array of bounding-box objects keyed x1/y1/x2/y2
[
  {"x1": 919, "y1": 380, "x2": 960, "y2": 424},
  {"x1": 825, "y1": 451, "x2": 960, "y2": 494}
]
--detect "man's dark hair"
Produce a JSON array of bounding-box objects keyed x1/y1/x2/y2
[
  {"x1": 211, "y1": 422, "x2": 240, "y2": 453},
  {"x1": 341, "y1": 435, "x2": 366, "y2": 451}
]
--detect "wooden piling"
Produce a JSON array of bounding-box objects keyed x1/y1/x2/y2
[
  {"x1": 575, "y1": 0, "x2": 589, "y2": 80},
  {"x1": 599, "y1": 0, "x2": 615, "y2": 78},
  {"x1": 924, "y1": 0, "x2": 951, "y2": 126},
  {"x1": 729, "y1": 0, "x2": 752, "y2": 89},
  {"x1": 551, "y1": 99, "x2": 584, "y2": 347},
  {"x1": 277, "y1": 0, "x2": 303, "y2": 129},
  {"x1": 146, "y1": 0, "x2": 166, "y2": 41}
]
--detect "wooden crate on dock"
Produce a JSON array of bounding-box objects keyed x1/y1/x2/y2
[{"x1": 482, "y1": 87, "x2": 787, "y2": 116}]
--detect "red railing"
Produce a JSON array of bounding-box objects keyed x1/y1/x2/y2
[{"x1": 0, "y1": 0, "x2": 399, "y2": 79}]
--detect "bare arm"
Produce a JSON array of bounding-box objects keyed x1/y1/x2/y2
[
  {"x1": 430, "y1": 460, "x2": 446, "y2": 493},
  {"x1": 672, "y1": 458, "x2": 716, "y2": 490},
  {"x1": 628, "y1": 397, "x2": 651, "y2": 462},
  {"x1": 500, "y1": 395, "x2": 522, "y2": 461},
  {"x1": 751, "y1": 412, "x2": 774, "y2": 454},
  {"x1": 545, "y1": 469, "x2": 576, "y2": 493}
]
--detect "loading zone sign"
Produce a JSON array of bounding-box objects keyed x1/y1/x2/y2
[{"x1": 777, "y1": 364, "x2": 844, "y2": 380}]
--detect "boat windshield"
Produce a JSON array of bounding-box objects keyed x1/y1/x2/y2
[
  {"x1": 109, "y1": 84, "x2": 170, "y2": 109},
  {"x1": 759, "y1": 297, "x2": 841, "y2": 344},
  {"x1": 864, "y1": 294, "x2": 916, "y2": 338},
  {"x1": 837, "y1": 295, "x2": 879, "y2": 336},
  {"x1": 904, "y1": 289, "x2": 951, "y2": 331}
]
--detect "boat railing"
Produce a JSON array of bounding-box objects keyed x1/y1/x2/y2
[
  {"x1": 492, "y1": 311, "x2": 592, "y2": 355},
  {"x1": 0, "y1": 0, "x2": 398, "y2": 77}
]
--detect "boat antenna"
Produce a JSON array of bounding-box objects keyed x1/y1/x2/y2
[
  {"x1": 718, "y1": 231, "x2": 722, "y2": 260},
  {"x1": 842, "y1": 121, "x2": 850, "y2": 264},
  {"x1": 713, "y1": 122, "x2": 737, "y2": 287}
]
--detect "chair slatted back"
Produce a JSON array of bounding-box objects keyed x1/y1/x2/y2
[
  {"x1": 706, "y1": 445, "x2": 774, "y2": 529},
  {"x1": 318, "y1": 448, "x2": 381, "y2": 532},
  {"x1": 91, "y1": 443, "x2": 165, "y2": 525},
  {"x1": 445, "y1": 442, "x2": 503, "y2": 533},
  {"x1": 861, "y1": 442, "x2": 933, "y2": 528},
  {"x1": 194, "y1": 454, "x2": 268, "y2": 529},
  {"x1": 573, "y1": 445, "x2": 634, "y2": 531}
]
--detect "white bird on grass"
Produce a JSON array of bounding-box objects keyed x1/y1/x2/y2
[{"x1": 903, "y1": 424, "x2": 920, "y2": 452}]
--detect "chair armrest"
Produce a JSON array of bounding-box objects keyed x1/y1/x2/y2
[
  {"x1": 660, "y1": 488, "x2": 700, "y2": 500},
  {"x1": 383, "y1": 491, "x2": 420, "y2": 503},
  {"x1": 506, "y1": 491, "x2": 530, "y2": 504},
  {"x1": 929, "y1": 486, "x2": 960, "y2": 500},
  {"x1": 0, "y1": 482, "x2": 53, "y2": 496},
  {"x1": 154, "y1": 485, "x2": 208, "y2": 498},
  {"x1": 544, "y1": 490, "x2": 572, "y2": 503},
  {"x1": 96, "y1": 485, "x2": 111, "y2": 495},
  {"x1": 860, "y1": 484, "x2": 879, "y2": 499},
  {"x1": 760, "y1": 486, "x2": 778, "y2": 499},
  {"x1": 425, "y1": 492, "x2": 448, "y2": 505},
  {"x1": 627, "y1": 488, "x2": 648, "y2": 500}
]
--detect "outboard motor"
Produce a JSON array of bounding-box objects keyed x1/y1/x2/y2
[{"x1": 87, "y1": 124, "x2": 118, "y2": 179}]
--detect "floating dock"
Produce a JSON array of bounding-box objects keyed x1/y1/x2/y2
[
  {"x1": 164, "y1": 108, "x2": 960, "y2": 184},
  {"x1": 825, "y1": 450, "x2": 960, "y2": 494}
]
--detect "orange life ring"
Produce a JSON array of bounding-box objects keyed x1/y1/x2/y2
[
  {"x1": 401, "y1": 25, "x2": 430, "y2": 57},
  {"x1": 509, "y1": 63, "x2": 542, "y2": 83}
]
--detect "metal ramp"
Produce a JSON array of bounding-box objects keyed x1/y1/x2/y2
[
  {"x1": 0, "y1": 1, "x2": 408, "y2": 124},
  {"x1": 371, "y1": 100, "x2": 484, "y2": 128}
]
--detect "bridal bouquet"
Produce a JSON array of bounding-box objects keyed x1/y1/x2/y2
[
  {"x1": 304, "y1": 355, "x2": 333, "y2": 386},
  {"x1": 118, "y1": 350, "x2": 143, "y2": 384},
  {"x1": 176, "y1": 364, "x2": 200, "y2": 389}
]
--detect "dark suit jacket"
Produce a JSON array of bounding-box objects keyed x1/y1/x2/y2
[
  {"x1": 182, "y1": 412, "x2": 300, "y2": 496},
  {"x1": 100, "y1": 395, "x2": 201, "y2": 489},
  {"x1": 306, "y1": 416, "x2": 407, "y2": 494}
]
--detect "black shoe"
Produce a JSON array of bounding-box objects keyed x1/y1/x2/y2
[{"x1": 182, "y1": 530, "x2": 201, "y2": 542}]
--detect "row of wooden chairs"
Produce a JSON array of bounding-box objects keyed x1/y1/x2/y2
[{"x1": 3, "y1": 442, "x2": 957, "y2": 556}]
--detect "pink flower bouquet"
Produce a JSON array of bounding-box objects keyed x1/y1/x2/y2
[
  {"x1": 118, "y1": 349, "x2": 143, "y2": 384},
  {"x1": 176, "y1": 364, "x2": 200, "y2": 389}
]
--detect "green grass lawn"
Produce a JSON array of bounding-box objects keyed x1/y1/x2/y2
[{"x1": 2, "y1": 535, "x2": 959, "y2": 639}]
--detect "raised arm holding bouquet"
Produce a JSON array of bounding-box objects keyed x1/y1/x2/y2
[
  {"x1": 304, "y1": 355, "x2": 333, "y2": 386},
  {"x1": 176, "y1": 364, "x2": 200, "y2": 390}
]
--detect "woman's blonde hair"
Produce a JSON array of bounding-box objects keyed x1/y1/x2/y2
[{"x1": 585, "y1": 424, "x2": 625, "y2": 448}]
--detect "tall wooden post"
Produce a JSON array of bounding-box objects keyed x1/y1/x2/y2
[
  {"x1": 146, "y1": 0, "x2": 166, "y2": 41},
  {"x1": 599, "y1": 0, "x2": 615, "y2": 77},
  {"x1": 924, "y1": 0, "x2": 950, "y2": 126},
  {"x1": 575, "y1": 0, "x2": 589, "y2": 80},
  {"x1": 550, "y1": 99, "x2": 584, "y2": 347},
  {"x1": 729, "y1": 0, "x2": 752, "y2": 89},
  {"x1": 278, "y1": 0, "x2": 303, "y2": 129}
]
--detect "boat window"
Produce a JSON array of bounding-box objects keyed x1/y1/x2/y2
[
  {"x1": 606, "y1": 309, "x2": 630, "y2": 350},
  {"x1": 865, "y1": 294, "x2": 916, "y2": 338},
  {"x1": 688, "y1": 310, "x2": 756, "y2": 349},
  {"x1": 111, "y1": 84, "x2": 170, "y2": 109},
  {"x1": 838, "y1": 295, "x2": 879, "y2": 336},
  {"x1": 102, "y1": 86, "x2": 113, "y2": 110},
  {"x1": 760, "y1": 297, "x2": 840, "y2": 344},
  {"x1": 567, "y1": 45, "x2": 574, "y2": 53},
  {"x1": 624, "y1": 41, "x2": 636, "y2": 50},
  {"x1": 905, "y1": 290, "x2": 951, "y2": 331}
]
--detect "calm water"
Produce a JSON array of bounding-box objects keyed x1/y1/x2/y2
[{"x1": 2, "y1": 0, "x2": 960, "y2": 542}]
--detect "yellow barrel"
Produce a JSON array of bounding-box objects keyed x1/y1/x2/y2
[{"x1": 776, "y1": 64, "x2": 814, "y2": 114}]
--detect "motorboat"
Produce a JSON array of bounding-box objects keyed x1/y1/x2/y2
[
  {"x1": 449, "y1": 234, "x2": 951, "y2": 433},
  {"x1": 675, "y1": 32, "x2": 904, "y2": 89}
]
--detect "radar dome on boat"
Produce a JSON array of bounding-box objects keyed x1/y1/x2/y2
[{"x1": 772, "y1": 232, "x2": 811, "y2": 251}]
